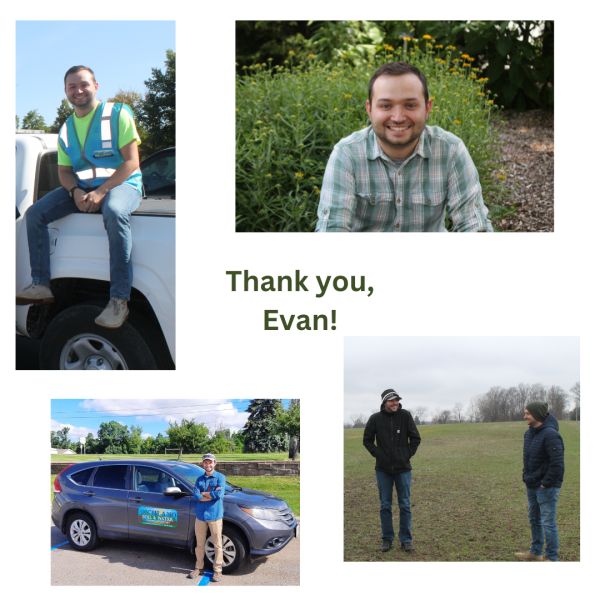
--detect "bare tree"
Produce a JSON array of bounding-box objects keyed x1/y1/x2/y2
[
  {"x1": 412, "y1": 406, "x2": 428, "y2": 423},
  {"x1": 570, "y1": 382, "x2": 580, "y2": 421},
  {"x1": 349, "y1": 413, "x2": 369, "y2": 429},
  {"x1": 438, "y1": 409, "x2": 452, "y2": 424},
  {"x1": 452, "y1": 402, "x2": 464, "y2": 423},
  {"x1": 546, "y1": 385, "x2": 568, "y2": 420},
  {"x1": 467, "y1": 396, "x2": 482, "y2": 422}
]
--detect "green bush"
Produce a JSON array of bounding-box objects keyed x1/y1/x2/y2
[{"x1": 236, "y1": 40, "x2": 511, "y2": 232}]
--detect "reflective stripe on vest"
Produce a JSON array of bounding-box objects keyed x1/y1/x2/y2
[{"x1": 101, "y1": 102, "x2": 113, "y2": 148}]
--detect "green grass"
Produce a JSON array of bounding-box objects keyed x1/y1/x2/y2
[
  {"x1": 51, "y1": 452, "x2": 298, "y2": 462},
  {"x1": 344, "y1": 421, "x2": 579, "y2": 562},
  {"x1": 51, "y1": 475, "x2": 299, "y2": 516}
]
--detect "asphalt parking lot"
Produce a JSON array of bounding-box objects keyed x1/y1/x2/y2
[{"x1": 51, "y1": 516, "x2": 300, "y2": 586}]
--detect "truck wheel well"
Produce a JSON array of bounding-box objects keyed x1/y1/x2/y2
[{"x1": 61, "y1": 508, "x2": 99, "y2": 537}]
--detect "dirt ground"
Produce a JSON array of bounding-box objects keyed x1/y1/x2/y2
[{"x1": 489, "y1": 109, "x2": 554, "y2": 232}]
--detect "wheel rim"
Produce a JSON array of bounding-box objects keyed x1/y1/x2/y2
[
  {"x1": 206, "y1": 534, "x2": 236, "y2": 567},
  {"x1": 70, "y1": 519, "x2": 91, "y2": 546},
  {"x1": 59, "y1": 334, "x2": 128, "y2": 370}
]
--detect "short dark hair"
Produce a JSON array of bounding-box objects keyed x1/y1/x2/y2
[
  {"x1": 368, "y1": 62, "x2": 429, "y2": 107},
  {"x1": 64, "y1": 66, "x2": 96, "y2": 88}
]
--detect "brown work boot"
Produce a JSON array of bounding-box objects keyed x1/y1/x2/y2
[
  {"x1": 515, "y1": 550, "x2": 543, "y2": 561},
  {"x1": 542, "y1": 557, "x2": 557, "y2": 562},
  {"x1": 95, "y1": 298, "x2": 129, "y2": 328},
  {"x1": 16, "y1": 283, "x2": 54, "y2": 305}
]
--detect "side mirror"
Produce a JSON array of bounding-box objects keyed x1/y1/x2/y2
[{"x1": 163, "y1": 487, "x2": 183, "y2": 496}]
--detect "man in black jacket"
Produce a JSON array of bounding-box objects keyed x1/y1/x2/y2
[
  {"x1": 363, "y1": 389, "x2": 421, "y2": 552},
  {"x1": 515, "y1": 401, "x2": 564, "y2": 562}
]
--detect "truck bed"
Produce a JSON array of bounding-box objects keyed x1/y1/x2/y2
[{"x1": 133, "y1": 197, "x2": 176, "y2": 217}]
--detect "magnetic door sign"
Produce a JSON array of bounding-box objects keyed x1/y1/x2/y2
[{"x1": 138, "y1": 506, "x2": 178, "y2": 528}]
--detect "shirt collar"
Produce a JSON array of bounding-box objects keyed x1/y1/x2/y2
[{"x1": 367, "y1": 125, "x2": 431, "y2": 162}]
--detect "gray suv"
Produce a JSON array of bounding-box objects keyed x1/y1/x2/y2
[{"x1": 51, "y1": 459, "x2": 298, "y2": 573}]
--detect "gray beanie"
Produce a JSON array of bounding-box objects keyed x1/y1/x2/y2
[{"x1": 526, "y1": 401, "x2": 549, "y2": 423}]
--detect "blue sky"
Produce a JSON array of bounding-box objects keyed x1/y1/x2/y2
[
  {"x1": 16, "y1": 21, "x2": 175, "y2": 126},
  {"x1": 51, "y1": 399, "x2": 292, "y2": 441}
]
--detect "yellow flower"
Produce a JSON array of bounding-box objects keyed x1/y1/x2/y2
[
  {"x1": 423, "y1": 34, "x2": 432, "y2": 40},
  {"x1": 297, "y1": 103, "x2": 302, "y2": 106},
  {"x1": 344, "y1": 94, "x2": 352, "y2": 98},
  {"x1": 235, "y1": 108, "x2": 239, "y2": 112},
  {"x1": 289, "y1": 50, "x2": 295, "y2": 55},
  {"x1": 453, "y1": 120, "x2": 461, "y2": 124},
  {"x1": 256, "y1": 121, "x2": 262, "y2": 124},
  {"x1": 334, "y1": 108, "x2": 338, "y2": 111},
  {"x1": 498, "y1": 174, "x2": 506, "y2": 180},
  {"x1": 316, "y1": 190, "x2": 321, "y2": 194},
  {"x1": 487, "y1": 100, "x2": 494, "y2": 105},
  {"x1": 295, "y1": 173, "x2": 304, "y2": 178},
  {"x1": 308, "y1": 54, "x2": 316, "y2": 59},
  {"x1": 403, "y1": 36, "x2": 412, "y2": 41},
  {"x1": 266, "y1": 174, "x2": 272, "y2": 178},
  {"x1": 276, "y1": 113, "x2": 281, "y2": 117}
]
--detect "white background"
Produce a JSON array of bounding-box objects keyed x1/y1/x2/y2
[{"x1": 4, "y1": 3, "x2": 596, "y2": 597}]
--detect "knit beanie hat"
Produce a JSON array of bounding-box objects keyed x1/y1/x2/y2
[
  {"x1": 381, "y1": 389, "x2": 402, "y2": 408},
  {"x1": 526, "y1": 401, "x2": 549, "y2": 423}
]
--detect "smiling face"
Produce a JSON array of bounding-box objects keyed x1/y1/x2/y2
[
  {"x1": 203, "y1": 459, "x2": 216, "y2": 474},
  {"x1": 65, "y1": 70, "x2": 98, "y2": 115},
  {"x1": 384, "y1": 398, "x2": 400, "y2": 413},
  {"x1": 366, "y1": 74, "x2": 432, "y2": 159}
]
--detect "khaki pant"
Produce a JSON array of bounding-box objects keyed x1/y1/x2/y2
[{"x1": 194, "y1": 518, "x2": 223, "y2": 574}]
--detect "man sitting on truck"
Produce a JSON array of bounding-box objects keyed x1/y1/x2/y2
[{"x1": 16, "y1": 65, "x2": 142, "y2": 328}]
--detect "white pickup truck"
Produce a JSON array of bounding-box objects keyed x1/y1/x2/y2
[{"x1": 16, "y1": 132, "x2": 175, "y2": 370}]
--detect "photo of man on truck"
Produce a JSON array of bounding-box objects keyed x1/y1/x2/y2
[{"x1": 17, "y1": 65, "x2": 142, "y2": 329}]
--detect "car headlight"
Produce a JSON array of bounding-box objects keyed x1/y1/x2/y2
[{"x1": 240, "y1": 507, "x2": 282, "y2": 521}]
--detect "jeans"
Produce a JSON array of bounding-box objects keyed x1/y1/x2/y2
[
  {"x1": 25, "y1": 183, "x2": 141, "y2": 300},
  {"x1": 526, "y1": 486, "x2": 560, "y2": 561},
  {"x1": 375, "y1": 470, "x2": 412, "y2": 542}
]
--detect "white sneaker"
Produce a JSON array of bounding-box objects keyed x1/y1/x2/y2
[
  {"x1": 95, "y1": 298, "x2": 129, "y2": 329},
  {"x1": 16, "y1": 283, "x2": 55, "y2": 305}
]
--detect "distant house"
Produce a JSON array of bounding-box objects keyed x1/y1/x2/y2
[{"x1": 51, "y1": 448, "x2": 76, "y2": 454}]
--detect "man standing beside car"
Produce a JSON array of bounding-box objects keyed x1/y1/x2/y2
[
  {"x1": 16, "y1": 65, "x2": 142, "y2": 328},
  {"x1": 188, "y1": 454, "x2": 226, "y2": 582},
  {"x1": 515, "y1": 402, "x2": 564, "y2": 562},
  {"x1": 363, "y1": 389, "x2": 421, "y2": 552}
]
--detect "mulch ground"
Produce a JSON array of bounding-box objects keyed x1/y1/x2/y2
[{"x1": 488, "y1": 108, "x2": 554, "y2": 232}]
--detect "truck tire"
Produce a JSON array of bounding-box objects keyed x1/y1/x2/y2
[{"x1": 40, "y1": 301, "x2": 166, "y2": 370}]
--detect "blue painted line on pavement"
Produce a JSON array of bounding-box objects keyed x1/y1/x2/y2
[
  {"x1": 51, "y1": 541, "x2": 69, "y2": 550},
  {"x1": 197, "y1": 571, "x2": 213, "y2": 586}
]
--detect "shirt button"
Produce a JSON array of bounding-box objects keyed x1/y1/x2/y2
[
  {"x1": 323, "y1": 210, "x2": 328, "y2": 214},
  {"x1": 428, "y1": 200, "x2": 432, "y2": 204},
  {"x1": 475, "y1": 203, "x2": 479, "y2": 207},
  {"x1": 394, "y1": 223, "x2": 400, "y2": 228},
  {"x1": 396, "y1": 199, "x2": 401, "y2": 204}
]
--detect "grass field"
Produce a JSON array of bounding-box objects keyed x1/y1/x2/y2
[
  {"x1": 344, "y1": 421, "x2": 579, "y2": 562},
  {"x1": 51, "y1": 475, "x2": 300, "y2": 516},
  {"x1": 51, "y1": 452, "x2": 298, "y2": 462}
]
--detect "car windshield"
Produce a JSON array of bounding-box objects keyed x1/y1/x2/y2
[{"x1": 166, "y1": 462, "x2": 205, "y2": 486}]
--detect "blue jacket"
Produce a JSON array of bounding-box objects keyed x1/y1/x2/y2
[
  {"x1": 193, "y1": 471, "x2": 226, "y2": 521},
  {"x1": 58, "y1": 101, "x2": 143, "y2": 195},
  {"x1": 522, "y1": 413, "x2": 564, "y2": 489}
]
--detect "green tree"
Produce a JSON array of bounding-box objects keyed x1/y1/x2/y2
[
  {"x1": 139, "y1": 49, "x2": 175, "y2": 155},
  {"x1": 166, "y1": 418, "x2": 210, "y2": 453},
  {"x1": 153, "y1": 432, "x2": 170, "y2": 454},
  {"x1": 48, "y1": 99, "x2": 74, "y2": 133},
  {"x1": 21, "y1": 109, "x2": 47, "y2": 131},
  {"x1": 127, "y1": 424, "x2": 144, "y2": 454},
  {"x1": 85, "y1": 432, "x2": 97, "y2": 454},
  {"x1": 242, "y1": 399, "x2": 289, "y2": 453},
  {"x1": 96, "y1": 420, "x2": 129, "y2": 454},
  {"x1": 15, "y1": 115, "x2": 19, "y2": 129},
  {"x1": 50, "y1": 431, "x2": 61, "y2": 448}
]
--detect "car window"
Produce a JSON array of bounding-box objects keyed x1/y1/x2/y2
[
  {"x1": 69, "y1": 467, "x2": 94, "y2": 486},
  {"x1": 141, "y1": 150, "x2": 175, "y2": 198},
  {"x1": 92, "y1": 465, "x2": 128, "y2": 490},
  {"x1": 134, "y1": 466, "x2": 183, "y2": 493},
  {"x1": 36, "y1": 151, "x2": 61, "y2": 201}
]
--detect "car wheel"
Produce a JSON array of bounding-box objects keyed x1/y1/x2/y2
[
  {"x1": 40, "y1": 301, "x2": 166, "y2": 370},
  {"x1": 205, "y1": 525, "x2": 247, "y2": 574},
  {"x1": 66, "y1": 512, "x2": 99, "y2": 552}
]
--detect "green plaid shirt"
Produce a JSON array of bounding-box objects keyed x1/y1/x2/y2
[{"x1": 315, "y1": 125, "x2": 493, "y2": 232}]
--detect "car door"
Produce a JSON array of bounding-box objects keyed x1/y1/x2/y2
[
  {"x1": 87, "y1": 464, "x2": 130, "y2": 537},
  {"x1": 127, "y1": 466, "x2": 192, "y2": 546}
]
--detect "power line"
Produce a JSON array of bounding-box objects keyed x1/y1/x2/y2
[
  {"x1": 50, "y1": 405, "x2": 254, "y2": 419},
  {"x1": 51, "y1": 400, "x2": 253, "y2": 414}
]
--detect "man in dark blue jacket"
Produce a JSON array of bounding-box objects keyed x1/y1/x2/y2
[
  {"x1": 515, "y1": 402, "x2": 564, "y2": 562},
  {"x1": 363, "y1": 389, "x2": 421, "y2": 553},
  {"x1": 188, "y1": 454, "x2": 226, "y2": 582}
]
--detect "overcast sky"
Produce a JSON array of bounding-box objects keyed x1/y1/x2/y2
[{"x1": 344, "y1": 337, "x2": 580, "y2": 422}]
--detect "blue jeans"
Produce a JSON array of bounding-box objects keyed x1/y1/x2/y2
[
  {"x1": 25, "y1": 183, "x2": 141, "y2": 300},
  {"x1": 375, "y1": 470, "x2": 412, "y2": 542},
  {"x1": 526, "y1": 486, "x2": 560, "y2": 561}
]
